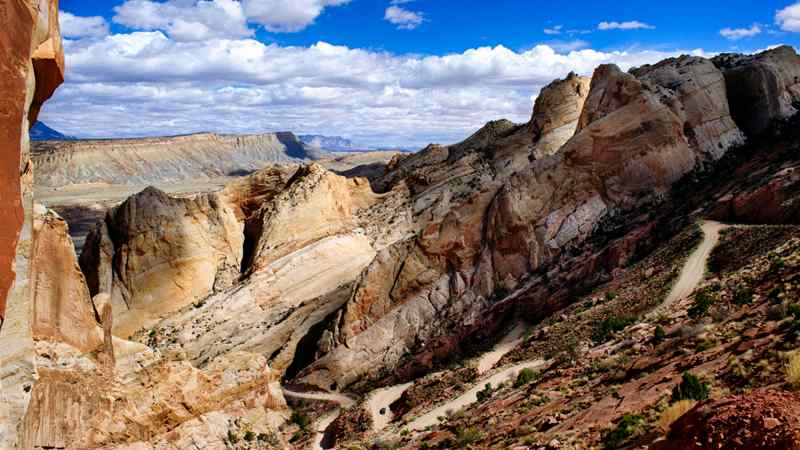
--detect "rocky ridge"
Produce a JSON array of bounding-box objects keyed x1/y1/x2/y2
[
  {"x1": 2, "y1": 7, "x2": 800, "y2": 448},
  {"x1": 32, "y1": 131, "x2": 329, "y2": 187}
]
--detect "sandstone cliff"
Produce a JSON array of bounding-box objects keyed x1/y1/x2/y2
[{"x1": 0, "y1": 0, "x2": 64, "y2": 445}]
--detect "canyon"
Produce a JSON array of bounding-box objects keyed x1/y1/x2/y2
[{"x1": 2, "y1": 4, "x2": 800, "y2": 450}]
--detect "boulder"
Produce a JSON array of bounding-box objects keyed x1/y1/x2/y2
[
  {"x1": 713, "y1": 45, "x2": 800, "y2": 136},
  {"x1": 654, "y1": 389, "x2": 800, "y2": 450}
]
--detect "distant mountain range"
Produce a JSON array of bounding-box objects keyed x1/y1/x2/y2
[{"x1": 31, "y1": 121, "x2": 75, "y2": 141}]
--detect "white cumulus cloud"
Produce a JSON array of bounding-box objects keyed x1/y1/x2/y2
[
  {"x1": 776, "y1": 2, "x2": 800, "y2": 32},
  {"x1": 598, "y1": 21, "x2": 655, "y2": 30},
  {"x1": 113, "y1": 0, "x2": 253, "y2": 41},
  {"x1": 385, "y1": 5, "x2": 424, "y2": 30},
  {"x1": 720, "y1": 24, "x2": 762, "y2": 40},
  {"x1": 60, "y1": 11, "x2": 110, "y2": 38},
  {"x1": 242, "y1": 0, "x2": 350, "y2": 32},
  {"x1": 42, "y1": 27, "x2": 714, "y2": 148}
]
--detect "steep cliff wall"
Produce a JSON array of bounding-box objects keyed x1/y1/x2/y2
[{"x1": 0, "y1": 0, "x2": 64, "y2": 446}]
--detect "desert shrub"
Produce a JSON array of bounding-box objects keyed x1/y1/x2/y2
[
  {"x1": 695, "y1": 340, "x2": 715, "y2": 352},
  {"x1": 732, "y1": 288, "x2": 754, "y2": 305},
  {"x1": 227, "y1": 430, "x2": 239, "y2": 444},
  {"x1": 769, "y1": 303, "x2": 790, "y2": 321},
  {"x1": 514, "y1": 368, "x2": 539, "y2": 388},
  {"x1": 455, "y1": 427, "x2": 483, "y2": 446},
  {"x1": 290, "y1": 411, "x2": 311, "y2": 430},
  {"x1": 594, "y1": 316, "x2": 636, "y2": 342},
  {"x1": 476, "y1": 383, "x2": 493, "y2": 403},
  {"x1": 653, "y1": 325, "x2": 666, "y2": 343},
  {"x1": 786, "y1": 352, "x2": 800, "y2": 389},
  {"x1": 243, "y1": 431, "x2": 255, "y2": 442},
  {"x1": 688, "y1": 291, "x2": 714, "y2": 319},
  {"x1": 671, "y1": 372, "x2": 710, "y2": 402},
  {"x1": 658, "y1": 400, "x2": 697, "y2": 433},
  {"x1": 602, "y1": 413, "x2": 643, "y2": 450}
]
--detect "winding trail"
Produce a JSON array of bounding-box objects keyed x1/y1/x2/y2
[
  {"x1": 291, "y1": 219, "x2": 730, "y2": 448},
  {"x1": 282, "y1": 388, "x2": 355, "y2": 450},
  {"x1": 473, "y1": 322, "x2": 527, "y2": 374},
  {"x1": 649, "y1": 220, "x2": 727, "y2": 318},
  {"x1": 406, "y1": 359, "x2": 547, "y2": 431}
]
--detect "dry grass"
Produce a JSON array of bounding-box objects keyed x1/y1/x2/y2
[
  {"x1": 658, "y1": 400, "x2": 698, "y2": 434},
  {"x1": 786, "y1": 351, "x2": 800, "y2": 389}
]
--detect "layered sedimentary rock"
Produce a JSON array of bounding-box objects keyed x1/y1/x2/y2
[
  {"x1": 530, "y1": 72, "x2": 591, "y2": 158},
  {"x1": 92, "y1": 164, "x2": 381, "y2": 379},
  {"x1": 297, "y1": 54, "x2": 746, "y2": 390},
  {"x1": 713, "y1": 45, "x2": 800, "y2": 136},
  {"x1": 0, "y1": 0, "x2": 64, "y2": 446},
  {"x1": 80, "y1": 166, "x2": 297, "y2": 337},
  {"x1": 32, "y1": 131, "x2": 328, "y2": 187}
]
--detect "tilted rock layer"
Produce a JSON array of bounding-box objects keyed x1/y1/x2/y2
[
  {"x1": 3, "y1": 11, "x2": 800, "y2": 447},
  {"x1": 0, "y1": 0, "x2": 64, "y2": 446}
]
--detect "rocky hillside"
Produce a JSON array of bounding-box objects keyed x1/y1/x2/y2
[
  {"x1": 3, "y1": 5, "x2": 800, "y2": 448},
  {"x1": 32, "y1": 131, "x2": 329, "y2": 187}
]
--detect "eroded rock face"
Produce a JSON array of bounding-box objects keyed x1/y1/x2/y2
[
  {"x1": 297, "y1": 58, "x2": 745, "y2": 390},
  {"x1": 713, "y1": 46, "x2": 800, "y2": 136},
  {"x1": 30, "y1": 207, "x2": 104, "y2": 353},
  {"x1": 0, "y1": 0, "x2": 64, "y2": 446},
  {"x1": 530, "y1": 72, "x2": 591, "y2": 158},
  {"x1": 79, "y1": 166, "x2": 298, "y2": 338},
  {"x1": 91, "y1": 187, "x2": 245, "y2": 338}
]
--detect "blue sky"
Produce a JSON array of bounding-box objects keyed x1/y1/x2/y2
[{"x1": 46, "y1": 0, "x2": 800, "y2": 147}]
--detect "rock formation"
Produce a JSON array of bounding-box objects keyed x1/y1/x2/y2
[
  {"x1": 713, "y1": 45, "x2": 800, "y2": 136},
  {"x1": 3, "y1": 4, "x2": 800, "y2": 446},
  {"x1": 32, "y1": 131, "x2": 328, "y2": 187},
  {"x1": 296, "y1": 54, "x2": 746, "y2": 391},
  {"x1": 0, "y1": 0, "x2": 64, "y2": 445}
]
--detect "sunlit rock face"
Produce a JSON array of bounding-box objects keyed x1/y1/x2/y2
[
  {"x1": 713, "y1": 45, "x2": 800, "y2": 136},
  {"x1": 297, "y1": 56, "x2": 747, "y2": 390},
  {"x1": 0, "y1": 0, "x2": 64, "y2": 446}
]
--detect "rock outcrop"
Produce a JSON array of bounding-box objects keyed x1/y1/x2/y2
[
  {"x1": 32, "y1": 131, "x2": 328, "y2": 187},
  {"x1": 713, "y1": 46, "x2": 800, "y2": 136},
  {"x1": 0, "y1": 0, "x2": 64, "y2": 445},
  {"x1": 79, "y1": 166, "x2": 297, "y2": 337},
  {"x1": 655, "y1": 390, "x2": 800, "y2": 450},
  {"x1": 296, "y1": 55, "x2": 746, "y2": 390}
]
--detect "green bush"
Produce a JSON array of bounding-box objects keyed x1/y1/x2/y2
[
  {"x1": 227, "y1": 430, "x2": 239, "y2": 444},
  {"x1": 671, "y1": 372, "x2": 710, "y2": 402},
  {"x1": 605, "y1": 292, "x2": 617, "y2": 302},
  {"x1": 290, "y1": 411, "x2": 311, "y2": 431},
  {"x1": 243, "y1": 431, "x2": 255, "y2": 442},
  {"x1": 732, "y1": 288, "x2": 754, "y2": 306},
  {"x1": 602, "y1": 413, "x2": 643, "y2": 450},
  {"x1": 476, "y1": 383, "x2": 493, "y2": 403},
  {"x1": 455, "y1": 427, "x2": 483, "y2": 446},
  {"x1": 789, "y1": 304, "x2": 800, "y2": 319},
  {"x1": 688, "y1": 292, "x2": 714, "y2": 318},
  {"x1": 653, "y1": 325, "x2": 666, "y2": 343},
  {"x1": 514, "y1": 368, "x2": 540, "y2": 388},
  {"x1": 594, "y1": 316, "x2": 636, "y2": 342}
]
